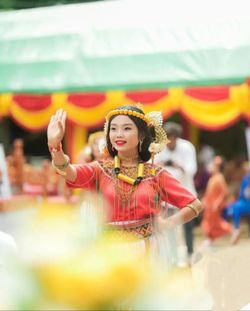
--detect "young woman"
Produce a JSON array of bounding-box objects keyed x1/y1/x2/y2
[
  {"x1": 201, "y1": 155, "x2": 231, "y2": 246},
  {"x1": 47, "y1": 105, "x2": 202, "y2": 266}
]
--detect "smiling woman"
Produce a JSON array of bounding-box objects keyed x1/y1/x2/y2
[
  {"x1": 109, "y1": 115, "x2": 140, "y2": 157},
  {"x1": 47, "y1": 104, "x2": 202, "y2": 268}
]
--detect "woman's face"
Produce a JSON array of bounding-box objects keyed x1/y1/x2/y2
[{"x1": 109, "y1": 115, "x2": 139, "y2": 155}]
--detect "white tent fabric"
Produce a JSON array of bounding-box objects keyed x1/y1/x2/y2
[{"x1": 0, "y1": 0, "x2": 250, "y2": 92}]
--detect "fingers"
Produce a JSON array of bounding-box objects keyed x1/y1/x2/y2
[
  {"x1": 55, "y1": 109, "x2": 67, "y2": 134},
  {"x1": 50, "y1": 109, "x2": 67, "y2": 123},
  {"x1": 49, "y1": 114, "x2": 55, "y2": 125},
  {"x1": 62, "y1": 110, "x2": 67, "y2": 125},
  {"x1": 58, "y1": 120, "x2": 64, "y2": 133},
  {"x1": 57, "y1": 108, "x2": 65, "y2": 120},
  {"x1": 54, "y1": 108, "x2": 63, "y2": 121}
]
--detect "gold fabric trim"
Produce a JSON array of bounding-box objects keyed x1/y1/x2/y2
[{"x1": 104, "y1": 219, "x2": 153, "y2": 239}]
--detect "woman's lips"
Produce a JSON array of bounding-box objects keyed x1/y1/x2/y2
[{"x1": 115, "y1": 140, "x2": 126, "y2": 146}]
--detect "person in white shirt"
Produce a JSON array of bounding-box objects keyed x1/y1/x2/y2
[{"x1": 155, "y1": 122, "x2": 198, "y2": 265}]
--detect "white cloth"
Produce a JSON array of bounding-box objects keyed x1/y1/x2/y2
[
  {"x1": 0, "y1": 231, "x2": 17, "y2": 273},
  {"x1": 0, "y1": 231, "x2": 17, "y2": 257},
  {"x1": 79, "y1": 200, "x2": 175, "y2": 270},
  {"x1": 155, "y1": 138, "x2": 197, "y2": 195}
]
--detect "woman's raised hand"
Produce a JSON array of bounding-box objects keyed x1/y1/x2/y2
[{"x1": 47, "y1": 109, "x2": 67, "y2": 148}]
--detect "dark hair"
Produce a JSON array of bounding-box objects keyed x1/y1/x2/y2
[
  {"x1": 163, "y1": 122, "x2": 182, "y2": 138},
  {"x1": 106, "y1": 105, "x2": 154, "y2": 162}
]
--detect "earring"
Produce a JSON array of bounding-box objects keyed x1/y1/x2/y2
[
  {"x1": 112, "y1": 145, "x2": 115, "y2": 152},
  {"x1": 139, "y1": 139, "x2": 143, "y2": 152}
]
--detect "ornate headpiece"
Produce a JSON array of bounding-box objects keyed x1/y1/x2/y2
[
  {"x1": 105, "y1": 107, "x2": 149, "y2": 125},
  {"x1": 104, "y1": 104, "x2": 169, "y2": 154},
  {"x1": 147, "y1": 111, "x2": 169, "y2": 154}
]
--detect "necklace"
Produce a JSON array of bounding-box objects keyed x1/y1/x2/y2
[
  {"x1": 113, "y1": 156, "x2": 144, "y2": 208},
  {"x1": 114, "y1": 156, "x2": 144, "y2": 185},
  {"x1": 113, "y1": 174, "x2": 136, "y2": 208}
]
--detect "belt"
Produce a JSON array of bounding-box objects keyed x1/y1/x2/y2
[{"x1": 103, "y1": 219, "x2": 153, "y2": 239}]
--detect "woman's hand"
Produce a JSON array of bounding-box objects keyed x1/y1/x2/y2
[
  {"x1": 154, "y1": 215, "x2": 175, "y2": 232},
  {"x1": 47, "y1": 109, "x2": 67, "y2": 148}
]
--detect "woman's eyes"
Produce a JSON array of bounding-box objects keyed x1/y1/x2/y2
[{"x1": 110, "y1": 127, "x2": 132, "y2": 131}]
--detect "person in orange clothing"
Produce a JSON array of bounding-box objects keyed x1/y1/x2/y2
[{"x1": 201, "y1": 155, "x2": 232, "y2": 246}]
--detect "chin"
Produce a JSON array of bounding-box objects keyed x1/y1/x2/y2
[{"x1": 115, "y1": 146, "x2": 128, "y2": 151}]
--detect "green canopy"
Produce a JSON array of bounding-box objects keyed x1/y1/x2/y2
[{"x1": 1, "y1": 0, "x2": 250, "y2": 93}]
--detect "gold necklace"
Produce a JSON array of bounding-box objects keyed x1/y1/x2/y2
[
  {"x1": 113, "y1": 174, "x2": 136, "y2": 208},
  {"x1": 113, "y1": 156, "x2": 144, "y2": 207},
  {"x1": 114, "y1": 156, "x2": 144, "y2": 185}
]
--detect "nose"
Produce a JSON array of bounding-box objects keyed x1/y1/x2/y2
[{"x1": 116, "y1": 130, "x2": 124, "y2": 138}]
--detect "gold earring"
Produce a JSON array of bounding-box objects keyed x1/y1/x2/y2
[{"x1": 139, "y1": 139, "x2": 143, "y2": 152}]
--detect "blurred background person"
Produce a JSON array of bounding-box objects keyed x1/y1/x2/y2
[
  {"x1": 77, "y1": 131, "x2": 106, "y2": 164},
  {"x1": 224, "y1": 171, "x2": 250, "y2": 244},
  {"x1": 201, "y1": 155, "x2": 231, "y2": 247},
  {"x1": 6, "y1": 139, "x2": 26, "y2": 195},
  {"x1": 194, "y1": 159, "x2": 211, "y2": 199},
  {"x1": 155, "y1": 122, "x2": 198, "y2": 266},
  {"x1": 224, "y1": 155, "x2": 249, "y2": 202},
  {"x1": 198, "y1": 144, "x2": 215, "y2": 170},
  {"x1": 75, "y1": 131, "x2": 106, "y2": 201},
  {"x1": 195, "y1": 144, "x2": 215, "y2": 198}
]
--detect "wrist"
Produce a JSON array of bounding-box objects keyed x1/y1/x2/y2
[
  {"x1": 48, "y1": 142, "x2": 62, "y2": 153},
  {"x1": 52, "y1": 155, "x2": 70, "y2": 176}
]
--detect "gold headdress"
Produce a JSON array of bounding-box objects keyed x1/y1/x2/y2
[
  {"x1": 147, "y1": 111, "x2": 169, "y2": 154},
  {"x1": 104, "y1": 104, "x2": 169, "y2": 154}
]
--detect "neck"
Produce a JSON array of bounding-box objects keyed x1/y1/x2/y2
[{"x1": 118, "y1": 153, "x2": 139, "y2": 165}]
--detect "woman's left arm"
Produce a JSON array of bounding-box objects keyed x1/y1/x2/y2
[
  {"x1": 156, "y1": 199, "x2": 202, "y2": 231},
  {"x1": 156, "y1": 170, "x2": 203, "y2": 231}
]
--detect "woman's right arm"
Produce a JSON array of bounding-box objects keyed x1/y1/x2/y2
[
  {"x1": 47, "y1": 109, "x2": 76, "y2": 182},
  {"x1": 50, "y1": 148, "x2": 77, "y2": 182}
]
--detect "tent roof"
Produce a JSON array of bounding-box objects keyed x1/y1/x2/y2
[{"x1": 1, "y1": 0, "x2": 250, "y2": 93}]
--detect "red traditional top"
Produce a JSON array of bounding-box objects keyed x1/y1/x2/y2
[{"x1": 66, "y1": 159, "x2": 196, "y2": 222}]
